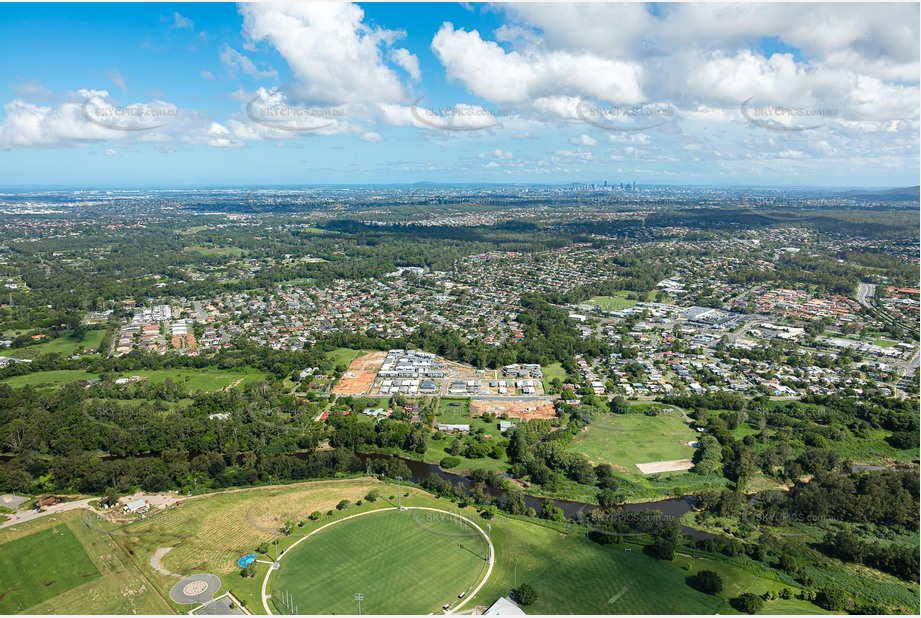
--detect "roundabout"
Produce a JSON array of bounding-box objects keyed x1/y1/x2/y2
[
  {"x1": 262, "y1": 507, "x2": 494, "y2": 615},
  {"x1": 169, "y1": 573, "x2": 221, "y2": 605}
]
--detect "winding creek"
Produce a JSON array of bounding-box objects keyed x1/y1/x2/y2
[
  {"x1": 356, "y1": 453, "x2": 716, "y2": 540},
  {"x1": 0, "y1": 450, "x2": 716, "y2": 539}
]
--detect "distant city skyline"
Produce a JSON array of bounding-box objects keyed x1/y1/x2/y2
[
  {"x1": 0, "y1": 2, "x2": 918, "y2": 187},
  {"x1": 1, "y1": 182, "x2": 916, "y2": 190}
]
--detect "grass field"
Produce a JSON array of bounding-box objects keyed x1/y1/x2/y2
[
  {"x1": 114, "y1": 368, "x2": 267, "y2": 393},
  {"x1": 0, "y1": 329, "x2": 106, "y2": 360},
  {"x1": 579, "y1": 291, "x2": 640, "y2": 311},
  {"x1": 270, "y1": 509, "x2": 489, "y2": 615},
  {"x1": 0, "y1": 525, "x2": 100, "y2": 613},
  {"x1": 426, "y1": 399, "x2": 508, "y2": 473},
  {"x1": 325, "y1": 347, "x2": 362, "y2": 368},
  {"x1": 541, "y1": 362, "x2": 567, "y2": 391},
  {"x1": 278, "y1": 277, "x2": 315, "y2": 287},
  {"x1": 120, "y1": 480, "x2": 381, "y2": 578},
  {"x1": 184, "y1": 245, "x2": 246, "y2": 257},
  {"x1": 470, "y1": 515, "x2": 820, "y2": 615},
  {"x1": 1, "y1": 369, "x2": 99, "y2": 389},
  {"x1": 730, "y1": 400, "x2": 917, "y2": 466},
  {"x1": 0, "y1": 512, "x2": 171, "y2": 614},
  {"x1": 438, "y1": 397, "x2": 471, "y2": 417},
  {"x1": 873, "y1": 338, "x2": 899, "y2": 348},
  {"x1": 2, "y1": 368, "x2": 265, "y2": 393},
  {"x1": 570, "y1": 409, "x2": 697, "y2": 474},
  {"x1": 1, "y1": 478, "x2": 896, "y2": 615},
  {"x1": 42, "y1": 330, "x2": 106, "y2": 355}
]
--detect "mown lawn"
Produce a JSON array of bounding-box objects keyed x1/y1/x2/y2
[
  {"x1": 580, "y1": 292, "x2": 639, "y2": 311},
  {"x1": 570, "y1": 411, "x2": 697, "y2": 474},
  {"x1": 6, "y1": 479, "x2": 890, "y2": 615},
  {"x1": 541, "y1": 362, "x2": 568, "y2": 391},
  {"x1": 471, "y1": 515, "x2": 824, "y2": 615},
  {"x1": 325, "y1": 347, "x2": 362, "y2": 368},
  {"x1": 0, "y1": 525, "x2": 99, "y2": 613},
  {"x1": 1, "y1": 369, "x2": 99, "y2": 389},
  {"x1": 0, "y1": 514, "x2": 171, "y2": 614},
  {"x1": 271, "y1": 509, "x2": 489, "y2": 614}
]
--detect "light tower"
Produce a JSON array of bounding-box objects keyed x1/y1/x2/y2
[
  {"x1": 354, "y1": 593, "x2": 365, "y2": 615},
  {"x1": 486, "y1": 523, "x2": 492, "y2": 562},
  {"x1": 396, "y1": 475, "x2": 405, "y2": 510}
]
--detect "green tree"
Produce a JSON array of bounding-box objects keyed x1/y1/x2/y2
[
  {"x1": 694, "y1": 570, "x2": 723, "y2": 595},
  {"x1": 596, "y1": 488, "x2": 620, "y2": 509},
  {"x1": 440, "y1": 456, "x2": 461, "y2": 469},
  {"x1": 609, "y1": 396, "x2": 629, "y2": 414},
  {"x1": 816, "y1": 587, "x2": 849, "y2": 612},
  {"x1": 648, "y1": 536, "x2": 676, "y2": 560},
  {"x1": 733, "y1": 593, "x2": 764, "y2": 614},
  {"x1": 778, "y1": 553, "x2": 798, "y2": 573},
  {"x1": 515, "y1": 583, "x2": 537, "y2": 606}
]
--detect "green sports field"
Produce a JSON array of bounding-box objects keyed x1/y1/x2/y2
[
  {"x1": 570, "y1": 409, "x2": 697, "y2": 475},
  {"x1": 270, "y1": 509, "x2": 490, "y2": 615},
  {"x1": 579, "y1": 292, "x2": 640, "y2": 311},
  {"x1": 0, "y1": 512, "x2": 172, "y2": 614},
  {"x1": 0, "y1": 525, "x2": 100, "y2": 613}
]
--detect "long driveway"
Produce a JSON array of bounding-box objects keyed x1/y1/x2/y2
[{"x1": 0, "y1": 497, "x2": 96, "y2": 529}]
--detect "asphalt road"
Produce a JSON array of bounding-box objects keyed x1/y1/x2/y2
[{"x1": 856, "y1": 281, "x2": 877, "y2": 308}]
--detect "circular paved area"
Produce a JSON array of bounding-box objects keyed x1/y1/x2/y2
[{"x1": 169, "y1": 574, "x2": 222, "y2": 604}]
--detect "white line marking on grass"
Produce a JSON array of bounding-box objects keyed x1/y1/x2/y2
[{"x1": 261, "y1": 506, "x2": 494, "y2": 616}]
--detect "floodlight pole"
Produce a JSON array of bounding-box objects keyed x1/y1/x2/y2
[
  {"x1": 355, "y1": 593, "x2": 364, "y2": 615},
  {"x1": 486, "y1": 523, "x2": 492, "y2": 562},
  {"x1": 396, "y1": 476, "x2": 403, "y2": 510}
]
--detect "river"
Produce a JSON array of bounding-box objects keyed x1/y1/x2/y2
[
  {"x1": 0, "y1": 450, "x2": 714, "y2": 539},
  {"x1": 356, "y1": 453, "x2": 715, "y2": 540}
]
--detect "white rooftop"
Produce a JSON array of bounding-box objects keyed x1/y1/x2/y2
[{"x1": 483, "y1": 597, "x2": 526, "y2": 616}]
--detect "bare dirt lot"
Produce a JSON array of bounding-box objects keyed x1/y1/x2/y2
[
  {"x1": 635, "y1": 459, "x2": 694, "y2": 474},
  {"x1": 332, "y1": 351, "x2": 387, "y2": 395},
  {"x1": 470, "y1": 398, "x2": 557, "y2": 419}
]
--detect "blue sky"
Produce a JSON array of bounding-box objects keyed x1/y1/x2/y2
[{"x1": 0, "y1": 2, "x2": 917, "y2": 187}]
